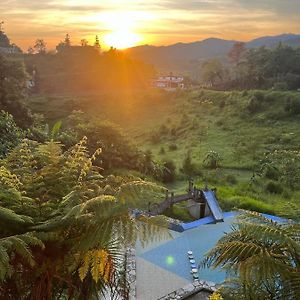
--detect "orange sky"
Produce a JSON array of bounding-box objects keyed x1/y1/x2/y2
[{"x1": 1, "y1": 0, "x2": 300, "y2": 50}]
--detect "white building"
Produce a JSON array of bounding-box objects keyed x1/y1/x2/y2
[{"x1": 153, "y1": 74, "x2": 185, "y2": 90}]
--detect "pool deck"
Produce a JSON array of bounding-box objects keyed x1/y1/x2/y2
[{"x1": 136, "y1": 257, "x2": 189, "y2": 300}]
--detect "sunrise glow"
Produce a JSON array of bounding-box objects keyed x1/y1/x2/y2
[
  {"x1": 1, "y1": 1, "x2": 300, "y2": 50},
  {"x1": 103, "y1": 31, "x2": 141, "y2": 49}
]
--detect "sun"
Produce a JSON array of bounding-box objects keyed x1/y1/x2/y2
[
  {"x1": 99, "y1": 11, "x2": 144, "y2": 49},
  {"x1": 103, "y1": 30, "x2": 141, "y2": 49}
]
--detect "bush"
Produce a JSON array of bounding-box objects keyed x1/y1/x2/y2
[
  {"x1": 203, "y1": 150, "x2": 222, "y2": 169},
  {"x1": 181, "y1": 151, "x2": 196, "y2": 176},
  {"x1": 285, "y1": 97, "x2": 300, "y2": 115},
  {"x1": 225, "y1": 174, "x2": 237, "y2": 185},
  {"x1": 246, "y1": 96, "x2": 262, "y2": 113},
  {"x1": 265, "y1": 181, "x2": 283, "y2": 194},
  {"x1": 169, "y1": 143, "x2": 178, "y2": 151},
  {"x1": 0, "y1": 111, "x2": 23, "y2": 158},
  {"x1": 265, "y1": 166, "x2": 280, "y2": 180},
  {"x1": 159, "y1": 147, "x2": 166, "y2": 155},
  {"x1": 161, "y1": 160, "x2": 176, "y2": 183},
  {"x1": 219, "y1": 100, "x2": 225, "y2": 109}
]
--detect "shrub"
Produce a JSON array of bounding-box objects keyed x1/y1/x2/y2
[
  {"x1": 219, "y1": 100, "x2": 225, "y2": 109},
  {"x1": 181, "y1": 151, "x2": 196, "y2": 176},
  {"x1": 159, "y1": 124, "x2": 168, "y2": 135},
  {"x1": 159, "y1": 147, "x2": 166, "y2": 155},
  {"x1": 0, "y1": 111, "x2": 23, "y2": 158},
  {"x1": 285, "y1": 97, "x2": 300, "y2": 115},
  {"x1": 161, "y1": 160, "x2": 176, "y2": 183},
  {"x1": 225, "y1": 174, "x2": 237, "y2": 185},
  {"x1": 215, "y1": 119, "x2": 224, "y2": 127},
  {"x1": 264, "y1": 166, "x2": 280, "y2": 180},
  {"x1": 203, "y1": 150, "x2": 222, "y2": 169},
  {"x1": 169, "y1": 143, "x2": 178, "y2": 151},
  {"x1": 265, "y1": 181, "x2": 283, "y2": 194},
  {"x1": 246, "y1": 96, "x2": 262, "y2": 113}
]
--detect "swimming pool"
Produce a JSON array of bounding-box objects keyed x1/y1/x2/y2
[{"x1": 137, "y1": 211, "x2": 286, "y2": 283}]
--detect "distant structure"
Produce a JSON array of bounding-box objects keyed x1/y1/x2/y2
[
  {"x1": 26, "y1": 70, "x2": 36, "y2": 90},
  {"x1": 152, "y1": 73, "x2": 185, "y2": 90},
  {"x1": 0, "y1": 21, "x2": 22, "y2": 54}
]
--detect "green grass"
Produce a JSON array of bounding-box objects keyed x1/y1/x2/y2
[{"x1": 28, "y1": 88, "x2": 300, "y2": 220}]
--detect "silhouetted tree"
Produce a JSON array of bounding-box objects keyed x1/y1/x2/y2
[
  {"x1": 34, "y1": 39, "x2": 46, "y2": 54},
  {"x1": 81, "y1": 39, "x2": 88, "y2": 47},
  {"x1": 94, "y1": 35, "x2": 101, "y2": 51},
  {"x1": 64, "y1": 33, "x2": 71, "y2": 47},
  {"x1": 228, "y1": 42, "x2": 246, "y2": 64}
]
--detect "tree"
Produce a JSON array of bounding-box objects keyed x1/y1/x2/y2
[
  {"x1": 81, "y1": 39, "x2": 88, "y2": 47},
  {"x1": 228, "y1": 42, "x2": 246, "y2": 64},
  {"x1": 27, "y1": 46, "x2": 34, "y2": 54},
  {"x1": 64, "y1": 33, "x2": 71, "y2": 47},
  {"x1": 64, "y1": 113, "x2": 142, "y2": 171},
  {"x1": 0, "y1": 54, "x2": 32, "y2": 127},
  {"x1": 34, "y1": 39, "x2": 46, "y2": 54},
  {"x1": 94, "y1": 35, "x2": 101, "y2": 51},
  {"x1": 202, "y1": 59, "x2": 224, "y2": 86},
  {"x1": 0, "y1": 30, "x2": 10, "y2": 47},
  {"x1": 203, "y1": 211, "x2": 300, "y2": 299}
]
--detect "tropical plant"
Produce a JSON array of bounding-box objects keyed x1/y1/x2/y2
[
  {"x1": 0, "y1": 110, "x2": 23, "y2": 158},
  {"x1": 0, "y1": 137, "x2": 166, "y2": 299},
  {"x1": 257, "y1": 150, "x2": 300, "y2": 190},
  {"x1": 203, "y1": 150, "x2": 222, "y2": 169},
  {"x1": 203, "y1": 211, "x2": 300, "y2": 300}
]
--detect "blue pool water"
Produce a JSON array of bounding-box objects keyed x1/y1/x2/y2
[{"x1": 138, "y1": 212, "x2": 287, "y2": 283}]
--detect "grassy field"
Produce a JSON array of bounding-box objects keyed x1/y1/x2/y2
[{"x1": 28, "y1": 88, "x2": 300, "y2": 220}]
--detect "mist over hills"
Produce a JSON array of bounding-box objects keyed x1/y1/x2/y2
[{"x1": 124, "y1": 33, "x2": 300, "y2": 74}]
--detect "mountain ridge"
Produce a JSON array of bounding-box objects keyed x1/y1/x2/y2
[{"x1": 124, "y1": 33, "x2": 300, "y2": 73}]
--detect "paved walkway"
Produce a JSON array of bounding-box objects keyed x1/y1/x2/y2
[{"x1": 136, "y1": 257, "x2": 189, "y2": 300}]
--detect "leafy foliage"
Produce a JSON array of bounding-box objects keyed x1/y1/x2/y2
[
  {"x1": 0, "y1": 54, "x2": 32, "y2": 127},
  {"x1": 0, "y1": 111, "x2": 23, "y2": 158},
  {"x1": 203, "y1": 150, "x2": 222, "y2": 169},
  {"x1": 0, "y1": 137, "x2": 165, "y2": 299},
  {"x1": 203, "y1": 211, "x2": 300, "y2": 300}
]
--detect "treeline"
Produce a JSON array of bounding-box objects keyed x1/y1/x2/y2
[
  {"x1": 202, "y1": 43, "x2": 300, "y2": 90},
  {"x1": 25, "y1": 46, "x2": 155, "y2": 93}
]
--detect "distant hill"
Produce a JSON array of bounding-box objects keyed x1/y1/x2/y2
[{"x1": 124, "y1": 33, "x2": 300, "y2": 75}]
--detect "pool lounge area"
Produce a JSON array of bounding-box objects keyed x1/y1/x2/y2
[{"x1": 135, "y1": 211, "x2": 286, "y2": 300}]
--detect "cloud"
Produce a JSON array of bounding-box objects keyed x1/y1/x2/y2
[{"x1": 1, "y1": 0, "x2": 299, "y2": 49}]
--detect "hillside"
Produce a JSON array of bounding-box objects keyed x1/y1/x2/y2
[
  {"x1": 27, "y1": 89, "x2": 300, "y2": 220},
  {"x1": 124, "y1": 33, "x2": 300, "y2": 74}
]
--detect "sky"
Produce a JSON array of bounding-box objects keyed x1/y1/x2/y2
[{"x1": 1, "y1": 0, "x2": 300, "y2": 50}]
